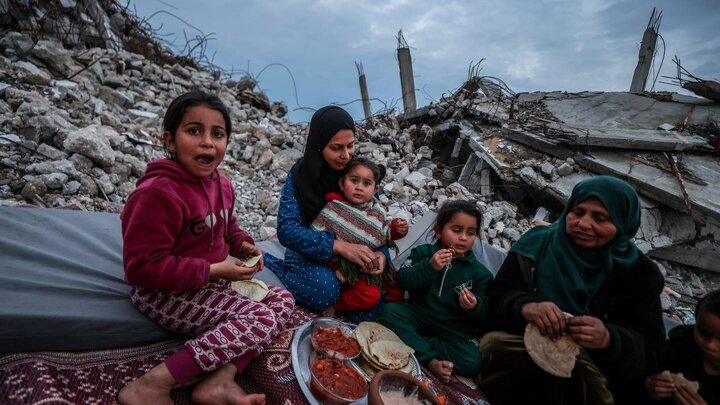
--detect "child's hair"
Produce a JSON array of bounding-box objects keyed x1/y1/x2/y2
[
  {"x1": 435, "y1": 200, "x2": 482, "y2": 231},
  {"x1": 696, "y1": 289, "x2": 720, "y2": 318},
  {"x1": 162, "y1": 89, "x2": 232, "y2": 138},
  {"x1": 342, "y1": 157, "x2": 386, "y2": 185}
]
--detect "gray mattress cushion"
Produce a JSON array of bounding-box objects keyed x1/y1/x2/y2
[
  {"x1": 0, "y1": 207, "x2": 180, "y2": 352},
  {"x1": 0, "y1": 207, "x2": 288, "y2": 353}
]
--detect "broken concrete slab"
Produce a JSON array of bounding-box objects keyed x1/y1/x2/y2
[
  {"x1": 543, "y1": 122, "x2": 711, "y2": 152},
  {"x1": 457, "y1": 152, "x2": 484, "y2": 193},
  {"x1": 501, "y1": 128, "x2": 720, "y2": 227},
  {"x1": 469, "y1": 132, "x2": 700, "y2": 252},
  {"x1": 539, "y1": 92, "x2": 720, "y2": 130},
  {"x1": 649, "y1": 241, "x2": 720, "y2": 273},
  {"x1": 465, "y1": 132, "x2": 513, "y2": 180}
]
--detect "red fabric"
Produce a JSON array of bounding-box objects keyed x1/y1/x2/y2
[
  {"x1": 383, "y1": 278, "x2": 405, "y2": 302},
  {"x1": 333, "y1": 278, "x2": 381, "y2": 312},
  {"x1": 324, "y1": 191, "x2": 344, "y2": 202},
  {"x1": 121, "y1": 159, "x2": 253, "y2": 291},
  {"x1": 132, "y1": 284, "x2": 294, "y2": 381},
  {"x1": 390, "y1": 218, "x2": 408, "y2": 240}
]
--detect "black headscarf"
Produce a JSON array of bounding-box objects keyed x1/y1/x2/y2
[{"x1": 290, "y1": 106, "x2": 355, "y2": 226}]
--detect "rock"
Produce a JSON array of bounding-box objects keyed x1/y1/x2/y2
[
  {"x1": 21, "y1": 179, "x2": 47, "y2": 201},
  {"x1": 540, "y1": 162, "x2": 554, "y2": 176},
  {"x1": 36, "y1": 143, "x2": 68, "y2": 160},
  {"x1": 127, "y1": 109, "x2": 158, "y2": 119},
  {"x1": 13, "y1": 61, "x2": 51, "y2": 85},
  {"x1": 64, "y1": 125, "x2": 119, "y2": 167},
  {"x1": 62, "y1": 180, "x2": 81, "y2": 195},
  {"x1": 404, "y1": 171, "x2": 428, "y2": 189},
  {"x1": 557, "y1": 162, "x2": 574, "y2": 176}
]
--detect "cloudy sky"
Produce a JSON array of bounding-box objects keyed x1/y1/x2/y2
[{"x1": 129, "y1": 0, "x2": 719, "y2": 123}]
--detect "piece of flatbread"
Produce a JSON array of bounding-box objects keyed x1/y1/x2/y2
[
  {"x1": 661, "y1": 370, "x2": 700, "y2": 392},
  {"x1": 369, "y1": 340, "x2": 415, "y2": 369},
  {"x1": 356, "y1": 322, "x2": 414, "y2": 371},
  {"x1": 230, "y1": 278, "x2": 269, "y2": 301},
  {"x1": 242, "y1": 254, "x2": 262, "y2": 268},
  {"x1": 524, "y1": 321, "x2": 580, "y2": 378}
]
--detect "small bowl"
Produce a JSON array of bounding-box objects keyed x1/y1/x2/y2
[
  {"x1": 309, "y1": 351, "x2": 368, "y2": 404},
  {"x1": 367, "y1": 370, "x2": 441, "y2": 405},
  {"x1": 310, "y1": 317, "x2": 361, "y2": 360}
]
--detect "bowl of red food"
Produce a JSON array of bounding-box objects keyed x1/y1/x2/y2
[
  {"x1": 309, "y1": 351, "x2": 368, "y2": 404},
  {"x1": 310, "y1": 318, "x2": 361, "y2": 360}
]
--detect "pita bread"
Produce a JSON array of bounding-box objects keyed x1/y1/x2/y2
[
  {"x1": 242, "y1": 254, "x2": 262, "y2": 268},
  {"x1": 230, "y1": 278, "x2": 269, "y2": 301},
  {"x1": 524, "y1": 321, "x2": 579, "y2": 378},
  {"x1": 356, "y1": 349, "x2": 420, "y2": 379},
  {"x1": 661, "y1": 370, "x2": 700, "y2": 392},
  {"x1": 355, "y1": 322, "x2": 414, "y2": 371},
  {"x1": 369, "y1": 340, "x2": 415, "y2": 369}
]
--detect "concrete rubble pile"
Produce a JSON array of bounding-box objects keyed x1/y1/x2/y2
[
  {"x1": 0, "y1": 0, "x2": 532, "y2": 250},
  {"x1": 1, "y1": 0, "x2": 716, "y2": 322}
]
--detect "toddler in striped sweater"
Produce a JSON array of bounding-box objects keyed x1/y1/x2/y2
[{"x1": 311, "y1": 157, "x2": 408, "y2": 316}]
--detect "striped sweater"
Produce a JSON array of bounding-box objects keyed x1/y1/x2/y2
[
  {"x1": 312, "y1": 199, "x2": 391, "y2": 249},
  {"x1": 311, "y1": 194, "x2": 405, "y2": 286}
]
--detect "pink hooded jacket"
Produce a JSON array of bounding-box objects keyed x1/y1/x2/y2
[{"x1": 121, "y1": 159, "x2": 253, "y2": 291}]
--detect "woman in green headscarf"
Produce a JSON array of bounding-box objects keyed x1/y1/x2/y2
[{"x1": 477, "y1": 176, "x2": 665, "y2": 405}]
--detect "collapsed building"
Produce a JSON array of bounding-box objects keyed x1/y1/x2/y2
[{"x1": 389, "y1": 77, "x2": 720, "y2": 319}]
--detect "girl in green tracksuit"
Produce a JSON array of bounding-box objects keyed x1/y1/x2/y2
[{"x1": 378, "y1": 200, "x2": 493, "y2": 383}]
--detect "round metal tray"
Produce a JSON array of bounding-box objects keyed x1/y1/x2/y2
[{"x1": 290, "y1": 318, "x2": 422, "y2": 404}]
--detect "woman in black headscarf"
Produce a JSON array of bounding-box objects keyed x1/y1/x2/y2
[
  {"x1": 477, "y1": 176, "x2": 665, "y2": 405},
  {"x1": 265, "y1": 106, "x2": 386, "y2": 320}
]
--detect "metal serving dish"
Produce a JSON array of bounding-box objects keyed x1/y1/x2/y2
[{"x1": 290, "y1": 318, "x2": 422, "y2": 405}]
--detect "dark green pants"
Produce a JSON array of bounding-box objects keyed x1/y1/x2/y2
[
  {"x1": 377, "y1": 302, "x2": 482, "y2": 377},
  {"x1": 476, "y1": 331, "x2": 613, "y2": 405}
]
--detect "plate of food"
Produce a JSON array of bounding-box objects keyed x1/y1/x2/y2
[
  {"x1": 290, "y1": 318, "x2": 422, "y2": 405},
  {"x1": 354, "y1": 322, "x2": 420, "y2": 378}
]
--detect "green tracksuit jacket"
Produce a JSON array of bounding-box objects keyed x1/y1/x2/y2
[{"x1": 378, "y1": 242, "x2": 493, "y2": 376}]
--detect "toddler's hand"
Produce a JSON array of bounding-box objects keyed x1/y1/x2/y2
[
  {"x1": 393, "y1": 219, "x2": 408, "y2": 236},
  {"x1": 459, "y1": 288, "x2": 477, "y2": 309},
  {"x1": 430, "y1": 248, "x2": 454, "y2": 271}
]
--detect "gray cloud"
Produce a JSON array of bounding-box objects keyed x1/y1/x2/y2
[{"x1": 132, "y1": 0, "x2": 720, "y2": 122}]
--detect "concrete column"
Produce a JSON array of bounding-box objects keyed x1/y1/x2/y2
[
  {"x1": 356, "y1": 61, "x2": 372, "y2": 120},
  {"x1": 397, "y1": 30, "x2": 416, "y2": 113},
  {"x1": 630, "y1": 8, "x2": 662, "y2": 93}
]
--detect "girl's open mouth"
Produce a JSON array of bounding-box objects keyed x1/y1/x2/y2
[{"x1": 196, "y1": 155, "x2": 214, "y2": 165}]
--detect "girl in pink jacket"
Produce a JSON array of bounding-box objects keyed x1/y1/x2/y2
[{"x1": 118, "y1": 90, "x2": 294, "y2": 405}]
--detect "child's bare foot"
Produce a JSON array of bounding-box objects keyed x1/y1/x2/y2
[
  {"x1": 334, "y1": 270, "x2": 347, "y2": 285},
  {"x1": 117, "y1": 363, "x2": 175, "y2": 405},
  {"x1": 191, "y1": 363, "x2": 266, "y2": 405},
  {"x1": 427, "y1": 359, "x2": 454, "y2": 383},
  {"x1": 321, "y1": 306, "x2": 337, "y2": 318}
]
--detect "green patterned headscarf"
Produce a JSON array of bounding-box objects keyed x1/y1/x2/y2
[{"x1": 511, "y1": 176, "x2": 641, "y2": 314}]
